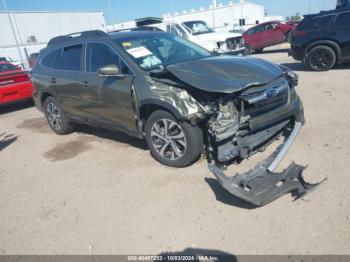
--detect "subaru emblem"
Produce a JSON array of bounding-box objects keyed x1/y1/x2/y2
[{"x1": 265, "y1": 88, "x2": 278, "y2": 99}]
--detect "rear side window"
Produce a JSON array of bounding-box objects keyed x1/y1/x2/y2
[
  {"x1": 315, "y1": 15, "x2": 334, "y2": 27},
  {"x1": 56, "y1": 44, "x2": 83, "y2": 71},
  {"x1": 334, "y1": 12, "x2": 350, "y2": 27},
  {"x1": 247, "y1": 25, "x2": 263, "y2": 35},
  {"x1": 41, "y1": 49, "x2": 60, "y2": 68},
  {"x1": 86, "y1": 43, "x2": 132, "y2": 75}
]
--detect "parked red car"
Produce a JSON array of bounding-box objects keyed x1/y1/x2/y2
[
  {"x1": 243, "y1": 21, "x2": 297, "y2": 55},
  {"x1": 0, "y1": 62, "x2": 33, "y2": 106}
]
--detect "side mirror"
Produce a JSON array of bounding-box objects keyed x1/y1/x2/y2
[{"x1": 98, "y1": 64, "x2": 120, "y2": 76}]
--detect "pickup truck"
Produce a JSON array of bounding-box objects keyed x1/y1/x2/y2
[{"x1": 156, "y1": 20, "x2": 245, "y2": 55}]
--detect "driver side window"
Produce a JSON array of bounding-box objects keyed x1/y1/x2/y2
[
  {"x1": 263, "y1": 23, "x2": 274, "y2": 31},
  {"x1": 86, "y1": 43, "x2": 131, "y2": 74}
]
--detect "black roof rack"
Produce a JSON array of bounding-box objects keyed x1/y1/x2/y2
[{"x1": 48, "y1": 30, "x2": 109, "y2": 46}]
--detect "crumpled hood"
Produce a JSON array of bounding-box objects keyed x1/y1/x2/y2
[{"x1": 166, "y1": 56, "x2": 283, "y2": 94}]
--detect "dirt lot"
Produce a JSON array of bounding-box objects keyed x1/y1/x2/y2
[{"x1": 1, "y1": 46, "x2": 350, "y2": 255}]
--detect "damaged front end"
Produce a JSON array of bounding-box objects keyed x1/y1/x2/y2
[
  {"x1": 150, "y1": 57, "x2": 325, "y2": 206},
  {"x1": 208, "y1": 122, "x2": 325, "y2": 206},
  {"x1": 205, "y1": 79, "x2": 325, "y2": 206}
]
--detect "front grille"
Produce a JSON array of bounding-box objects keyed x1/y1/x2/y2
[
  {"x1": 240, "y1": 82, "x2": 290, "y2": 117},
  {"x1": 226, "y1": 37, "x2": 244, "y2": 51}
]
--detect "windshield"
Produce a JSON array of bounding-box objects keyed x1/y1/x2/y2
[
  {"x1": 115, "y1": 33, "x2": 212, "y2": 71},
  {"x1": 182, "y1": 21, "x2": 214, "y2": 35}
]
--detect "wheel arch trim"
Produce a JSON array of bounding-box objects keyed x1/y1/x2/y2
[
  {"x1": 306, "y1": 40, "x2": 341, "y2": 62},
  {"x1": 139, "y1": 99, "x2": 184, "y2": 121}
]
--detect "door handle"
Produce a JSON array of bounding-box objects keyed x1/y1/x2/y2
[
  {"x1": 82, "y1": 81, "x2": 89, "y2": 88},
  {"x1": 50, "y1": 77, "x2": 56, "y2": 84}
]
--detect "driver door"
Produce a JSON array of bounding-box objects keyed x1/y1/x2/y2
[
  {"x1": 262, "y1": 23, "x2": 283, "y2": 46},
  {"x1": 79, "y1": 42, "x2": 136, "y2": 131}
]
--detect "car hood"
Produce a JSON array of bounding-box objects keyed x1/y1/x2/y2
[
  {"x1": 166, "y1": 56, "x2": 283, "y2": 94},
  {"x1": 195, "y1": 32, "x2": 242, "y2": 42}
]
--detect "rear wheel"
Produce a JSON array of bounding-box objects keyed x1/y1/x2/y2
[
  {"x1": 306, "y1": 46, "x2": 336, "y2": 71},
  {"x1": 44, "y1": 96, "x2": 74, "y2": 135},
  {"x1": 145, "y1": 110, "x2": 203, "y2": 168}
]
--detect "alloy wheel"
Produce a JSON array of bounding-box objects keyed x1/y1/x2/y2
[
  {"x1": 310, "y1": 50, "x2": 332, "y2": 70},
  {"x1": 150, "y1": 119, "x2": 187, "y2": 161},
  {"x1": 46, "y1": 102, "x2": 62, "y2": 131}
]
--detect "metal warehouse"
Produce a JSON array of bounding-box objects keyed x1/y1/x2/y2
[
  {"x1": 0, "y1": 11, "x2": 106, "y2": 68},
  {"x1": 108, "y1": 0, "x2": 283, "y2": 31}
]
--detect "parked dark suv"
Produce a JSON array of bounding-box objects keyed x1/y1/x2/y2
[
  {"x1": 31, "y1": 30, "x2": 315, "y2": 206},
  {"x1": 290, "y1": 8, "x2": 350, "y2": 71}
]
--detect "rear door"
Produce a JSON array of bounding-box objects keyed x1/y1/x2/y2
[
  {"x1": 52, "y1": 44, "x2": 85, "y2": 116},
  {"x1": 79, "y1": 42, "x2": 136, "y2": 131},
  {"x1": 244, "y1": 25, "x2": 264, "y2": 49},
  {"x1": 261, "y1": 23, "x2": 283, "y2": 47},
  {"x1": 332, "y1": 11, "x2": 350, "y2": 61}
]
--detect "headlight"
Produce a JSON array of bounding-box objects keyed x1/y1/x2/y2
[{"x1": 279, "y1": 65, "x2": 299, "y2": 86}]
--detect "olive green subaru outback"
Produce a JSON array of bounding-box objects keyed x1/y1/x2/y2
[{"x1": 32, "y1": 30, "x2": 322, "y2": 206}]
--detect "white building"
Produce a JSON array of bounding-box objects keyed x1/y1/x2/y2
[
  {"x1": 108, "y1": 1, "x2": 283, "y2": 32},
  {"x1": 0, "y1": 11, "x2": 106, "y2": 68}
]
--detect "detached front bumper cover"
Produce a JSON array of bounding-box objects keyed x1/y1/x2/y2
[{"x1": 208, "y1": 122, "x2": 326, "y2": 206}]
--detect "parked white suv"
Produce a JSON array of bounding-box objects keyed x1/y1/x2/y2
[{"x1": 156, "y1": 20, "x2": 245, "y2": 55}]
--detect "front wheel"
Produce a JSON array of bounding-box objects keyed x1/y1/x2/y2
[
  {"x1": 145, "y1": 110, "x2": 203, "y2": 168},
  {"x1": 244, "y1": 45, "x2": 253, "y2": 56},
  {"x1": 306, "y1": 46, "x2": 336, "y2": 71}
]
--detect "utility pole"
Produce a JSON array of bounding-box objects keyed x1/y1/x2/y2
[
  {"x1": 1, "y1": 0, "x2": 25, "y2": 68},
  {"x1": 308, "y1": 2, "x2": 312, "y2": 14},
  {"x1": 212, "y1": 0, "x2": 216, "y2": 28},
  {"x1": 240, "y1": 0, "x2": 244, "y2": 29},
  {"x1": 107, "y1": 0, "x2": 114, "y2": 30},
  {"x1": 171, "y1": 0, "x2": 175, "y2": 22}
]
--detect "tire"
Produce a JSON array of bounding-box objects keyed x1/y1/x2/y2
[
  {"x1": 244, "y1": 45, "x2": 253, "y2": 56},
  {"x1": 145, "y1": 110, "x2": 203, "y2": 168},
  {"x1": 254, "y1": 48, "x2": 264, "y2": 54},
  {"x1": 306, "y1": 46, "x2": 336, "y2": 71},
  {"x1": 44, "y1": 96, "x2": 75, "y2": 135}
]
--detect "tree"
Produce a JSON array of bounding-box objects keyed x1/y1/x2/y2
[{"x1": 289, "y1": 12, "x2": 302, "y2": 21}]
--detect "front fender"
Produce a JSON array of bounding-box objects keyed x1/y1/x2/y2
[
  {"x1": 139, "y1": 83, "x2": 207, "y2": 122},
  {"x1": 139, "y1": 99, "x2": 185, "y2": 121}
]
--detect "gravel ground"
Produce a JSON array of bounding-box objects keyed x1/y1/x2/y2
[{"x1": 1, "y1": 45, "x2": 350, "y2": 255}]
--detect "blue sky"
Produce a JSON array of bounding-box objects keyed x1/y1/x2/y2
[{"x1": 0, "y1": 0, "x2": 336, "y2": 24}]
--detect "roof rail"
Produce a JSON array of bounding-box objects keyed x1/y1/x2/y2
[{"x1": 48, "y1": 30, "x2": 108, "y2": 46}]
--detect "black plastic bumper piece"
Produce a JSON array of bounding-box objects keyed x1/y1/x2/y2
[{"x1": 208, "y1": 146, "x2": 326, "y2": 207}]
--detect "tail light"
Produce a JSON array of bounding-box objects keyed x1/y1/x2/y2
[
  {"x1": 0, "y1": 74, "x2": 30, "y2": 87},
  {"x1": 294, "y1": 30, "x2": 307, "y2": 37}
]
